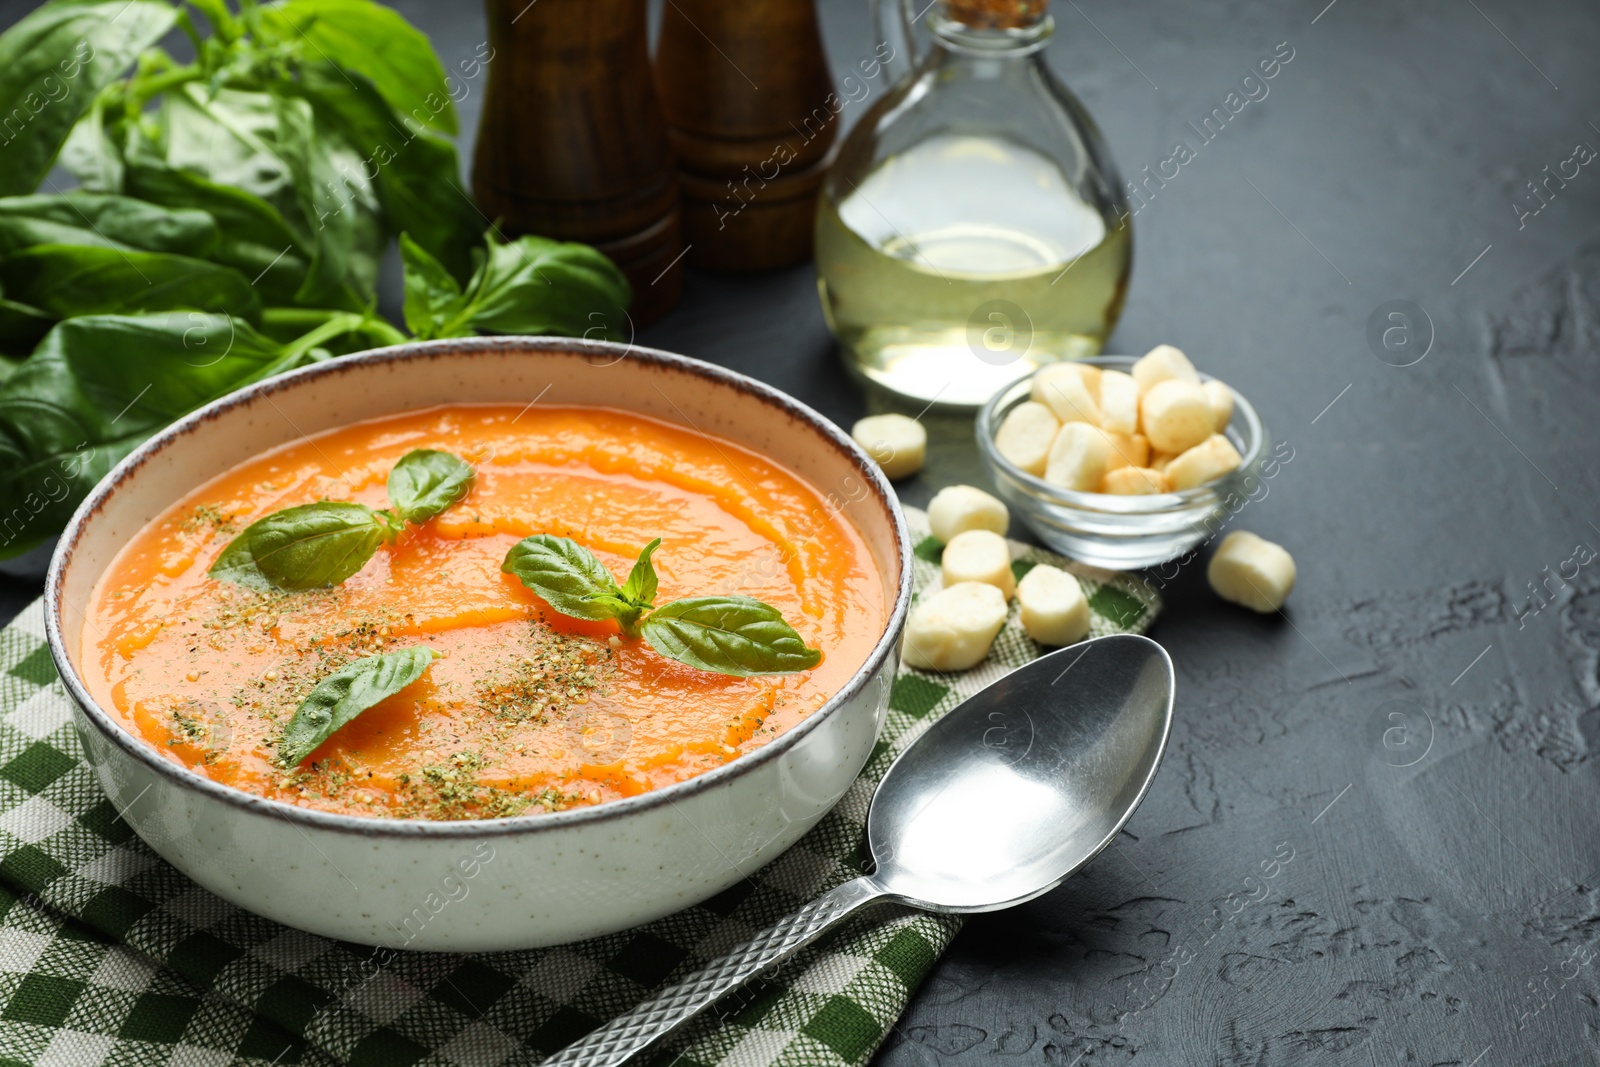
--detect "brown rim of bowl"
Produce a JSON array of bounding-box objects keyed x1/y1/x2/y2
[{"x1": 44, "y1": 336, "x2": 914, "y2": 839}]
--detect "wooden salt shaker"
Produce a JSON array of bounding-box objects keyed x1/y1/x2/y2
[
  {"x1": 474, "y1": 0, "x2": 684, "y2": 324},
  {"x1": 654, "y1": 0, "x2": 839, "y2": 272}
]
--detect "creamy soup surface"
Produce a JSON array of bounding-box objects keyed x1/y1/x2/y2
[{"x1": 83, "y1": 405, "x2": 885, "y2": 820}]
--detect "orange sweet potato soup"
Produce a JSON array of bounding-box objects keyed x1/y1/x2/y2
[{"x1": 83, "y1": 405, "x2": 885, "y2": 820}]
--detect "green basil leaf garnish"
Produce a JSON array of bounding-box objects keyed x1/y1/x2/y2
[
  {"x1": 248, "y1": 501, "x2": 393, "y2": 591},
  {"x1": 641, "y1": 596, "x2": 822, "y2": 677},
  {"x1": 386, "y1": 448, "x2": 475, "y2": 524},
  {"x1": 277, "y1": 646, "x2": 438, "y2": 767},
  {"x1": 500, "y1": 537, "x2": 818, "y2": 674},
  {"x1": 619, "y1": 537, "x2": 660, "y2": 609},
  {"x1": 208, "y1": 516, "x2": 273, "y2": 590},
  {"x1": 209, "y1": 450, "x2": 473, "y2": 593},
  {"x1": 501, "y1": 534, "x2": 626, "y2": 620}
]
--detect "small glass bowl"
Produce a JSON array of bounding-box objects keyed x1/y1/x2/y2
[{"x1": 976, "y1": 355, "x2": 1270, "y2": 569}]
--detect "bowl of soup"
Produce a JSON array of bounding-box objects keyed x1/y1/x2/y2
[{"x1": 45, "y1": 337, "x2": 911, "y2": 950}]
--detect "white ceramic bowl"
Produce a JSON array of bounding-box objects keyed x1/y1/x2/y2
[{"x1": 45, "y1": 338, "x2": 911, "y2": 951}]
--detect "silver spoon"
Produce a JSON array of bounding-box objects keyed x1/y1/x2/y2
[{"x1": 543, "y1": 633, "x2": 1175, "y2": 1066}]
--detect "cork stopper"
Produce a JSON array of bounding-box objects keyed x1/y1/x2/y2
[{"x1": 941, "y1": 0, "x2": 1049, "y2": 30}]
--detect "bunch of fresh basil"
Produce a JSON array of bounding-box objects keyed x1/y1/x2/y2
[{"x1": 0, "y1": 0, "x2": 632, "y2": 564}]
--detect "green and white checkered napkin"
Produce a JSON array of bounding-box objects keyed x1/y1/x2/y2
[{"x1": 0, "y1": 507, "x2": 1158, "y2": 1067}]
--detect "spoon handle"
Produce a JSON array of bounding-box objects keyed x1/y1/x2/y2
[{"x1": 542, "y1": 876, "x2": 887, "y2": 1066}]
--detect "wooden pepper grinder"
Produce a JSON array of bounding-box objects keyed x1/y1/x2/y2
[
  {"x1": 654, "y1": 0, "x2": 838, "y2": 272},
  {"x1": 474, "y1": 0, "x2": 684, "y2": 324}
]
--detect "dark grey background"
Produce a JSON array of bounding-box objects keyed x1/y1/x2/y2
[{"x1": 3, "y1": 0, "x2": 1599, "y2": 1063}]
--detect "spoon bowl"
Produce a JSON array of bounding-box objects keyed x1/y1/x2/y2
[
  {"x1": 868, "y1": 634, "x2": 1175, "y2": 911},
  {"x1": 545, "y1": 632, "x2": 1175, "y2": 1066}
]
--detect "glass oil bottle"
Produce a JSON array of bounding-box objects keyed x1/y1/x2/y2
[{"x1": 816, "y1": 0, "x2": 1131, "y2": 407}]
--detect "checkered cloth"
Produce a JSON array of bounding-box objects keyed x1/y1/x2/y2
[{"x1": 0, "y1": 508, "x2": 1158, "y2": 1067}]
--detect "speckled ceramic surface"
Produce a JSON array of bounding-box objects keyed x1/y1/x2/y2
[{"x1": 44, "y1": 338, "x2": 912, "y2": 950}]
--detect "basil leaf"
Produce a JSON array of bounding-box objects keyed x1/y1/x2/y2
[
  {"x1": 641, "y1": 596, "x2": 822, "y2": 677},
  {"x1": 278, "y1": 646, "x2": 437, "y2": 766},
  {"x1": 399, "y1": 232, "x2": 463, "y2": 339},
  {"x1": 0, "y1": 193, "x2": 219, "y2": 258},
  {"x1": 25, "y1": 313, "x2": 285, "y2": 434},
  {"x1": 258, "y1": 0, "x2": 458, "y2": 136},
  {"x1": 277, "y1": 61, "x2": 477, "y2": 280},
  {"x1": 119, "y1": 134, "x2": 318, "y2": 308},
  {"x1": 387, "y1": 448, "x2": 474, "y2": 524},
  {"x1": 620, "y1": 538, "x2": 660, "y2": 608},
  {"x1": 0, "y1": 0, "x2": 176, "y2": 196},
  {"x1": 440, "y1": 233, "x2": 631, "y2": 341},
  {"x1": 159, "y1": 86, "x2": 301, "y2": 215},
  {"x1": 150, "y1": 84, "x2": 381, "y2": 305},
  {"x1": 501, "y1": 534, "x2": 626, "y2": 620},
  {"x1": 208, "y1": 517, "x2": 272, "y2": 590},
  {"x1": 248, "y1": 501, "x2": 389, "y2": 590},
  {"x1": 59, "y1": 87, "x2": 124, "y2": 194},
  {"x1": 0, "y1": 246, "x2": 261, "y2": 324},
  {"x1": 269, "y1": 88, "x2": 383, "y2": 305}
]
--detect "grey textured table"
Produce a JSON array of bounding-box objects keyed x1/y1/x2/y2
[{"x1": 4, "y1": 1, "x2": 1600, "y2": 1064}]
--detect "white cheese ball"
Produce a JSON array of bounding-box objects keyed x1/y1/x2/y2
[
  {"x1": 1202, "y1": 380, "x2": 1235, "y2": 432},
  {"x1": 1032, "y1": 364, "x2": 1101, "y2": 426},
  {"x1": 1016, "y1": 564, "x2": 1090, "y2": 646},
  {"x1": 928, "y1": 485, "x2": 1010, "y2": 543},
  {"x1": 901, "y1": 581, "x2": 1009, "y2": 671},
  {"x1": 1139, "y1": 379, "x2": 1214, "y2": 454},
  {"x1": 941, "y1": 529, "x2": 1015, "y2": 599},
  {"x1": 994, "y1": 401, "x2": 1059, "y2": 476},
  {"x1": 852, "y1": 414, "x2": 926, "y2": 480},
  {"x1": 1098, "y1": 369, "x2": 1139, "y2": 435},
  {"x1": 1207, "y1": 530, "x2": 1296, "y2": 612},
  {"x1": 1164, "y1": 433, "x2": 1243, "y2": 490},
  {"x1": 1100, "y1": 466, "x2": 1169, "y2": 495},
  {"x1": 1045, "y1": 422, "x2": 1110, "y2": 491},
  {"x1": 1132, "y1": 344, "x2": 1200, "y2": 395}
]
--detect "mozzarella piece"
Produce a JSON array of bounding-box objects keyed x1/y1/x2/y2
[
  {"x1": 941, "y1": 529, "x2": 1015, "y2": 598},
  {"x1": 1132, "y1": 344, "x2": 1200, "y2": 395},
  {"x1": 1099, "y1": 369, "x2": 1139, "y2": 435},
  {"x1": 994, "y1": 401, "x2": 1059, "y2": 475},
  {"x1": 1207, "y1": 530, "x2": 1296, "y2": 612},
  {"x1": 1033, "y1": 361, "x2": 1100, "y2": 402},
  {"x1": 1016, "y1": 564, "x2": 1090, "y2": 646},
  {"x1": 928, "y1": 485, "x2": 1010, "y2": 543},
  {"x1": 1032, "y1": 364, "x2": 1102, "y2": 426},
  {"x1": 1202, "y1": 380, "x2": 1234, "y2": 432},
  {"x1": 1101, "y1": 466, "x2": 1170, "y2": 495},
  {"x1": 1101, "y1": 430, "x2": 1150, "y2": 471},
  {"x1": 1044, "y1": 422, "x2": 1110, "y2": 491},
  {"x1": 1150, "y1": 451, "x2": 1179, "y2": 474},
  {"x1": 901, "y1": 581, "x2": 1009, "y2": 671},
  {"x1": 1140, "y1": 379, "x2": 1214, "y2": 454},
  {"x1": 1165, "y1": 433, "x2": 1243, "y2": 490},
  {"x1": 852, "y1": 414, "x2": 926, "y2": 480}
]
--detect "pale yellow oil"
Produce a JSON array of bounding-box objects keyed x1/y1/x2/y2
[{"x1": 816, "y1": 133, "x2": 1131, "y2": 406}]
